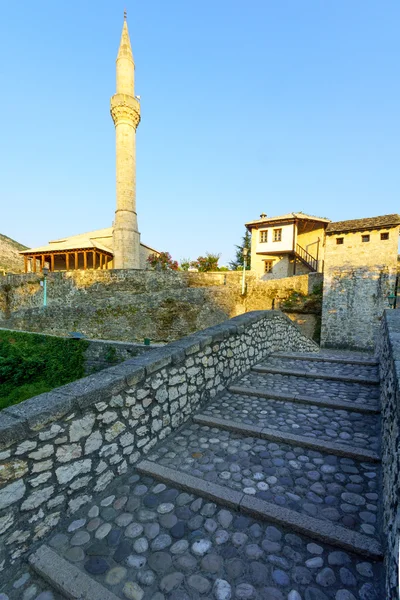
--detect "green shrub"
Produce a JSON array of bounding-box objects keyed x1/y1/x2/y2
[{"x1": 0, "y1": 331, "x2": 88, "y2": 409}]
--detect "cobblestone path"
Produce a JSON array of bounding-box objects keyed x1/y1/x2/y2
[{"x1": 6, "y1": 350, "x2": 384, "y2": 600}]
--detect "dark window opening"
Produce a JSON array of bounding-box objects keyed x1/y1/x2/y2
[
  {"x1": 381, "y1": 232, "x2": 389, "y2": 240},
  {"x1": 264, "y1": 260, "x2": 274, "y2": 273},
  {"x1": 362, "y1": 235, "x2": 370, "y2": 243},
  {"x1": 336, "y1": 238, "x2": 344, "y2": 245}
]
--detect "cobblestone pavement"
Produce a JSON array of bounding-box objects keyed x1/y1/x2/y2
[
  {"x1": 256, "y1": 357, "x2": 379, "y2": 380},
  {"x1": 201, "y1": 392, "x2": 380, "y2": 452},
  {"x1": 0, "y1": 571, "x2": 65, "y2": 600},
  {"x1": 7, "y1": 349, "x2": 383, "y2": 599},
  {"x1": 241, "y1": 373, "x2": 379, "y2": 407},
  {"x1": 13, "y1": 472, "x2": 384, "y2": 600},
  {"x1": 149, "y1": 425, "x2": 380, "y2": 538}
]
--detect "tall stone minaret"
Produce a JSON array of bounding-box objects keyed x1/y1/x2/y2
[{"x1": 111, "y1": 12, "x2": 141, "y2": 269}]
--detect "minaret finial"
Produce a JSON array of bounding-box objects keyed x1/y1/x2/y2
[{"x1": 124, "y1": 8, "x2": 127, "y2": 20}]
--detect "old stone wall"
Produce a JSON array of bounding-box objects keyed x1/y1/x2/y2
[
  {"x1": 321, "y1": 266, "x2": 396, "y2": 350},
  {"x1": 84, "y1": 339, "x2": 155, "y2": 374},
  {"x1": 376, "y1": 310, "x2": 400, "y2": 598},
  {"x1": 0, "y1": 311, "x2": 317, "y2": 576},
  {"x1": 0, "y1": 270, "x2": 322, "y2": 343}
]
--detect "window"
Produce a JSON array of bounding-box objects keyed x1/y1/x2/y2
[
  {"x1": 273, "y1": 228, "x2": 282, "y2": 242},
  {"x1": 381, "y1": 232, "x2": 389, "y2": 240},
  {"x1": 264, "y1": 260, "x2": 274, "y2": 273},
  {"x1": 336, "y1": 238, "x2": 344, "y2": 245},
  {"x1": 260, "y1": 230, "x2": 268, "y2": 243},
  {"x1": 362, "y1": 235, "x2": 370, "y2": 243}
]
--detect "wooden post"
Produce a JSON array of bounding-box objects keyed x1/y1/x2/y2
[
  {"x1": 41, "y1": 255, "x2": 45, "y2": 272},
  {"x1": 51, "y1": 254, "x2": 55, "y2": 272},
  {"x1": 24, "y1": 256, "x2": 28, "y2": 273},
  {"x1": 83, "y1": 251, "x2": 87, "y2": 270},
  {"x1": 92, "y1": 250, "x2": 96, "y2": 270},
  {"x1": 75, "y1": 252, "x2": 78, "y2": 270},
  {"x1": 32, "y1": 256, "x2": 36, "y2": 273},
  {"x1": 66, "y1": 253, "x2": 69, "y2": 271}
]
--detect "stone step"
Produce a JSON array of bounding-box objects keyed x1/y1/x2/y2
[
  {"x1": 252, "y1": 365, "x2": 380, "y2": 385},
  {"x1": 29, "y1": 544, "x2": 120, "y2": 600},
  {"x1": 147, "y1": 422, "x2": 381, "y2": 543},
  {"x1": 262, "y1": 355, "x2": 379, "y2": 381},
  {"x1": 228, "y1": 385, "x2": 381, "y2": 414},
  {"x1": 193, "y1": 414, "x2": 381, "y2": 463},
  {"x1": 238, "y1": 371, "x2": 380, "y2": 409},
  {"x1": 202, "y1": 389, "x2": 380, "y2": 453},
  {"x1": 35, "y1": 468, "x2": 384, "y2": 600},
  {"x1": 137, "y1": 461, "x2": 383, "y2": 560},
  {"x1": 274, "y1": 351, "x2": 379, "y2": 367}
]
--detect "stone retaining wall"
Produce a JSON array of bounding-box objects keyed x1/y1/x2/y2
[
  {"x1": 376, "y1": 309, "x2": 400, "y2": 597},
  {"x1": 0, "y1": 270, "x2": 322, "y2": 342},
  {"x1": 84, "y1": 339, "x2": 155, "y2": 374},
  {"x1": 321, "y1": 266, "x2": 395, "y2": 350},
  {"x1": 0, "y1": 311, "x2": 317, "y2": 576}
]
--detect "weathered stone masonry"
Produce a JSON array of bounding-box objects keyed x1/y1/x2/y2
[
  {"x1": 376, "y1": 310, "x2": 400, "y2": 598},
  {"x1": 0, "y1": 310, "x2": 317, "y2": 579},
  {"x1": 0, "y1": 270, "x2": 322, "y2": 342}
]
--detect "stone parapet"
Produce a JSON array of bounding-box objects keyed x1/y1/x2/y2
[
  {"x1": 376, "y1": 310, "x2": 400, "y2": 597},
  {"x1": 0, "y1": 310, "x2": 317, "y2": 575}
]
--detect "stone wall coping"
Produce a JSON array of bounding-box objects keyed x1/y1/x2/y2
[{"x1": 0, "y1": 310, "x2": 313, "y2": 449}]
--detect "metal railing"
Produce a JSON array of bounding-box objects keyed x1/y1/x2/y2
[{"x1": 295, "y1": 243, "x2": 318, "y2": 272}]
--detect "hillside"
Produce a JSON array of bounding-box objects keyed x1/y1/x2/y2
[{"x1": 0, "y1": 233, "x2": 28, "y2": 273}]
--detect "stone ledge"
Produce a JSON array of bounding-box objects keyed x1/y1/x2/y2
[
  {"x1": 228, "y1": 385, "x2": 381, "y2": 414},
  {"x1": 4, "y1": 390, "x2": 77, "y2": 436},
  {"x1": 136, "y1": 460, "x2": 243, "y2": 509},
  {"x1": 29, "y1": 544, "x2": 120, "y2": 600},
  {"x1": 193, "y1": 414, "x2": 381, "y2": 463},
  {"x1": 251, "y1": 365, "x2": 380, "y2": 385},
  {"x1": 240, "y1": 496, "x2": 383, "y2": 560},
  {"x1": 274, "y1": 351, "x2": 379, "y2": 366},
  {"x1": 136, "y1": 460, "x2": 383, "y2": 559}
]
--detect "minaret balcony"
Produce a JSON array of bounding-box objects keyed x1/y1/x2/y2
[{"x1": 110, "y1": 94, "x2": 140, "y2": 128}]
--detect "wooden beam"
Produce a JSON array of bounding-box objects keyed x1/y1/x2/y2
[
  {"x1": 41, "y1": 255, "x2": 45, "y2": 272},
  {"x1": 24, "y1": 256, "x2": 28, "y2": 273},
  {"x1": 75, "y1": 252, "x2": 78, "y2": 270},
  {"x1": 99, "y1": 253, "x2": 103, "y2": 270},
  {"x1": 66, "y1": 253, "x2": 70, "y2": 271},
  {"x1": 93, "y1": 250, "x2": 96, "y2": 270},
  {"x1": 51, "y1": 254, "x2": 55, "y2": 272},
  {"x1": 83, "y1": 251, "x2": 87, "y2": 270},
  {"x1": 32, "y1": 257, "x2": 36, "y2": 273}
]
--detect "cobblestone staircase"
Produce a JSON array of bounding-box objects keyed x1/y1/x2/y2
[{"x1": 9, "y1": 350, "x2": 383, "y2": 600}]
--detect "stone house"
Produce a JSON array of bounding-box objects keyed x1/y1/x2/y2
[
  {"x1": 245, "y1": 212, "x2": 330, "y2": 279},
  {"x1": 321, "y1": 213, "x2": 400, "y2": 349}
]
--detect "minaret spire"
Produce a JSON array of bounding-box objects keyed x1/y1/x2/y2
[{"x1": 110, "y1": 14, "x2": 141, "y2": 269}]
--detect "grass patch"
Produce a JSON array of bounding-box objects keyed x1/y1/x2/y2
[{"x1": 0, "y1": 331, "x2": 88, "y2": 410}]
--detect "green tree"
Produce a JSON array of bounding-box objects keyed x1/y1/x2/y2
[
  {"x1": 179, "y1": 258, "x2": 191, "y2": 271},
  {"x1": 229, "y1": 230, "x2": 251, "y2": 270},
  {"x1": 191, "y1": 253, "x2": 221, "y2": 272},
  {"x1": 147, "y1": 252, "x2": 179, "y2": 271}
]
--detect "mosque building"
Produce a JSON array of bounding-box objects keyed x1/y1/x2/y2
[{"x1": 21, "y1": 14, "x2": 158, "y2": 273}]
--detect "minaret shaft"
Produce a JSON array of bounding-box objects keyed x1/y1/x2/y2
[{"x1": 111, "y1": 17, "x2": 141, "y2": 269}]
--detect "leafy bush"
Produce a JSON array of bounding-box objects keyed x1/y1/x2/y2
[
  {"x1": 191, "y1": 253, "x2": 221, "y2": 272},
  {"x1": 0, "y1": 331, "x2": 88, "y2": 410},
  {"x1": 147, "y1": 252, "x2": 179, "y2": 271}
]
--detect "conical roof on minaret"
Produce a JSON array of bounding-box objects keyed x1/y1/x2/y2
[{"x1": 117, "y1": 12, "x2": 134, "y2": 62}]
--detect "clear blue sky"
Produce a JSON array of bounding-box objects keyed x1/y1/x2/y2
[{"x1": 1, "y1": 1, "x2": 399, "y2": 265}]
